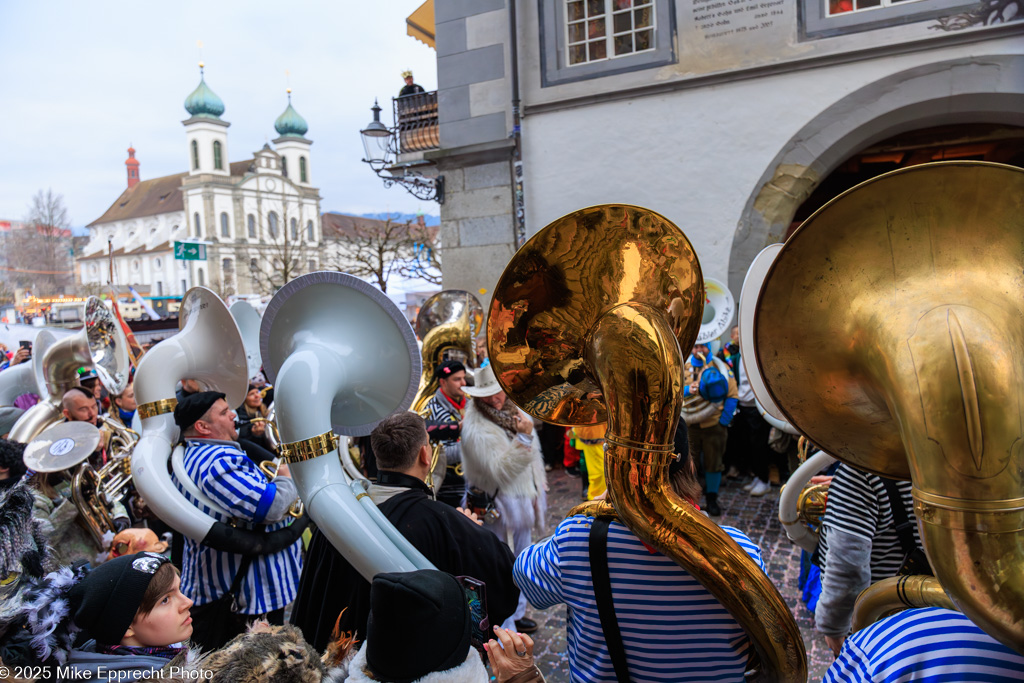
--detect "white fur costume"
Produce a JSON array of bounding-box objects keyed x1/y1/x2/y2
[{"x1": 460, "y1": 399, "x2": 547, "y2": 535}]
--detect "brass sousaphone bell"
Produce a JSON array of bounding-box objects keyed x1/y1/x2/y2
[
  {"x1": 754, "y1": 161, "x2": 1024, "y2": 653},
  {"x1": 488, "y1": 205, "x2": 806, "y2": 681},
  {"x1": 410, "y1": 290, "x2": 483, "y2": 413}
]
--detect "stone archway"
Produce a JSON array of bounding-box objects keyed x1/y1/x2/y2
[{"x1": 728, "y1": 54, "x2": 1024, "y2": 295}]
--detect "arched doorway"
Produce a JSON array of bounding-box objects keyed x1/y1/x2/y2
[{"x1": 728, "y1": 54, "x2": 1024, "y2": 294}]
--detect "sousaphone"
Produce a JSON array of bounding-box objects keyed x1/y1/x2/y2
[
  {"x1": 488, "y1": 204, "x2": 806, "y2": 681},
  {"x1": 754, "y1": 161, "x2": 1024, "y2": 653},
  {"x1": 410, "y1": 290, "x2": 483, "y2": 413}
]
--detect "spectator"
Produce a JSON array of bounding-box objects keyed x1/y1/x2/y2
[
  {"x1": 63, "y1": 553, "x2": 192, "y2": 681},
  {"x1": 399, "y1": 70, "x2": 425, "y2": 97}
]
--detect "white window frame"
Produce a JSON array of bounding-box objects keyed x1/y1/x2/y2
[
  {"x1": 826, "y1": 0, "x2": 925, "y2": 18},
  {"x1": 565, "y1": 0, "x2": 656, "y2": 67}
]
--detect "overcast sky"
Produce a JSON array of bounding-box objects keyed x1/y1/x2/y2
[{"x1": 0, "y1": 1, "x2": 439, "y2": 229}]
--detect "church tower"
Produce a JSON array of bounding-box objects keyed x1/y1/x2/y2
[
  {"x1": 182, "y1": 63, "x2": 230, "y2": 177},
  {"x1": 125, "y1": 146, "x2": 140, "y2": 188},
  {"x1": 272, "y1": 89, "x2": 312, "y2": 186}
]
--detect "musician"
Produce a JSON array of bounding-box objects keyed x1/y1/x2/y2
[
  {"x1": 171, "y1": 391, "x2": 303, "y2": 650},
  {"x1": 61, "y1": 387, "x2": 99, "y2": 427},
  {"x1": 107, "y1": 382, "x2": 137, "y2": 428},
  {"x1": 236, "y1": 383, "x2": 274, "y2": 453},
  {"x1": 423, "y1": 360, "x2": 467, "y2": 507},
  {"x1": 514, "y1": 432, "x2": 765, "y2": 683},
  {"x1": 290, "y1": 411, "x2": 518, "y2": 651},
  {"x1": 680, "y1": 343, "x2": 738, "y2": 516},
  {"x1": 460, "y1": 364, "x2": 546, "y2": 634},
  {"x1": 824, "y1": 607, "x2": 1024, "y2": 681},
  {"x1": 815, "y1": 463, "x2": 922, "y2": 655}
]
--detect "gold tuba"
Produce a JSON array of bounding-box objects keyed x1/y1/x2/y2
[
  {"x1": 487, "y1": 204, "x2": 807, "y2": 681},
  {"x1": 410, "y1": 290, "x2": 483, "y2": 413},
  {"x1": 753, "y1": 161, "x2": 1024, "y2": 653}
]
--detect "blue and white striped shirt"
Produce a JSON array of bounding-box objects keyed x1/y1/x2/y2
[
  {"x1": 514, "y1": 514, "x2": 765, "y2": 683},
  {"x1": 824, "y1": 607, "x2": 1024, "y2": 682},
  {"x1": 173, "y1": 440, "x2": 303, "y2": 614}
]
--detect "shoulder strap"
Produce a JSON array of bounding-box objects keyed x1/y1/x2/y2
[
  {"x1": 589, "y1": 517, "x2": 631, "y2": 682},
  {"x1": 879, "y1": 477, "x2": 917, "y2": 556}
]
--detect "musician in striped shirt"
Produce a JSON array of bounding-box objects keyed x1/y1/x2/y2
[
  {"x1": 171, "y1": 391, "x2": 303, "y2": 650},
  {"x1": 824, "y1": 607, "x2": 1024, "y2": 682},
  {"x1": 815, "y1": 463, "x2": 920, "y2": 655},
  {"x1": 513, "y1": 430, "x2": 765, "y2": 683}
]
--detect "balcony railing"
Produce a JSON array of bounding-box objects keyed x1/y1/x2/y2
[{"x1": 394, "y1": 91, "x2": 439, "y2": 154}]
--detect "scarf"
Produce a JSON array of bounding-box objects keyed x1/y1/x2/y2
[
  {"x1": 474, "y1": 397, "x2": 518, "y2": 439},
  {"x1": 96, "y1": 642, "x2": 185, "y2": 661},
  {"x1": 440, "y1": 388, "x2": 466, "y2": 413}
]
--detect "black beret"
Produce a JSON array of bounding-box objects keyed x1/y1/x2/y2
[
  {"x1": 173, "y1": 390, "x2": 226, "y2": 431},
  {"x1": 433, "y1": 360, "x2": 466, "y2": 381},
  {"x1": 69, "y1": 552, "x2": 171, "y2": 645}
]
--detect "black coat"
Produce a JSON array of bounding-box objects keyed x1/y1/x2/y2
[{"x1": 289, "y1": 471, "x2": 519, "y2": 651}]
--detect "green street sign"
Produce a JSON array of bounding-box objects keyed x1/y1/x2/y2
[{"x1": 174, "y1": 241, "x2": 207, "y2": 261}]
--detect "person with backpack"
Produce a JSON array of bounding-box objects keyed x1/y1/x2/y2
[{"x1": 680, "y1": 343, "x2": 738, "y2": 516}]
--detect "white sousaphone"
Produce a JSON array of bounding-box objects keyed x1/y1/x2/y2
[
  {"x1": 261, "y1": 271, "x2": 434, "y2": 581},
  {"x1": 131, "y1": 287, "x2": 250, "y2": 543},
  {"x1": 739, "y1": 244, "x2": 835, "y2": 552},
  {"x1": 229, "y1": 300, "x2": 264, "y2": 379},
  {"x1": 695, "y1": 277, "x2": 735, "y2": 346},
  {"x1": 9, "y1": 297, "x2": 131, "y2": 443}
]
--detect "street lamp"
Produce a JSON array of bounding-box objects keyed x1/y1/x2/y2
[{"x1": 359, "y1": 100, "x2": 444, "y2": 204}]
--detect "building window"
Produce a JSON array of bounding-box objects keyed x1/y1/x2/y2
[
  {"x1": 308, "y1": 259, "x2": 316, "y2": 273},
  {"x1": 300, "y1": 156, "x2": 308, "y2": 183},
  {"x1": 220, "y1": 212, "x2": 230, "y2": 238},
  {"x1": 250, "y1": 257, "x2": 259, "y2": 274},
  {"x1": 802, "y1": 0, "x2": 971, "y2": 39},
  {"x1": 213, "y1": 140, "x2": 223, "y2": 170},
  {"x1": 89, "y1": 263, "x2": 98, "y2": 276},
  {"x1": 268, "y1": 211, "x2": 279, "y2": 238},
  {"x1": 247, "y1": 214, "x2": 256, "y2": 238},
  {"x1": 542, "y1": 0, "x2": 674, "y2": 86},
  {"x1": 132, "y1": 259, "x2": 140, "y2": 272},
  {"x1": 566, "y1": 0, "x2": 654, "y2": 65},
  {"x1": 156, "y1": 281, "x2": 163, "y2": 296},
  {"x1": 306, "y1": 220, "x2": 314, "y2": 241},
  {"x1": 194, "y1": 212, "x2": 201, "y2": 237},
  {"x1": 191, "y1": 140, "x2": 199, "y2": 170},
  {"x1": 155, "y1": 257, "x2": 162, "y2": 269},
  {"x1": 223, "y1": 258, "x2": 233, "y2": 277},
  {"x1": 198, "y1": 268, "x2": 205, "y2": 286},
  {"x1": 181, "y1": 278, "x2": 187, "y2": 293},
  {"x1": 290, "y1": 218, "x2": 298, "y2": 241},
  {"x1": 281, "y1": 157, "x2": 288, "y2": 178},
  {"x1": 172, "y1": 224, "x2": 179, "y2": 232}
]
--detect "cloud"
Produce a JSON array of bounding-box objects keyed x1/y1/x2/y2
[{"x1": 0, "y1": 0, "x2": 438, "y2": 227}]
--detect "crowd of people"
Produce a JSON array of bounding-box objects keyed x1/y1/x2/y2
[{"x1": 0, "y1": 317, "x2": 1022, "y2": 683}]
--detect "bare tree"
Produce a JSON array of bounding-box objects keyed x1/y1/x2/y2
[
  {"x1": 397, "y1": 218, "x2": 442, "y2": 286},
  {"x1": 324, "y1": 215, "x2": 423, "y2": 294},
  {"x1": 5, "y1": 189, "x2": 74, "y2": 296}
]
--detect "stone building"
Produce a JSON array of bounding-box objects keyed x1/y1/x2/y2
[
  {"x1": 389, "y1": 0, "x2": 1022, "y2": 297},
  {"x1": 77, "y1": 67, "x2": 322, "y2": 297}
]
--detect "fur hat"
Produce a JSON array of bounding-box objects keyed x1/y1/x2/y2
[{"x1": 365, "y1": 570, "x2": 471, "y2": 682}]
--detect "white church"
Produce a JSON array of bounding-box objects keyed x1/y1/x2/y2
[{"x1": 77, "y1": 66, "x2": 322, "y2": 297}]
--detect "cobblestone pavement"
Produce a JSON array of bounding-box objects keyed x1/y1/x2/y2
[{"x1": 522, "y1": 469, "x2": 834, "y2": 682}]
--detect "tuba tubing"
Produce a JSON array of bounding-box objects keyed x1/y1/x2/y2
[
  {"x1": 273, "y1": 344, "x2": 432, "y2": 581},
  {"x1": 351, "y1": 478, "x2": 432, "y2": 569},
  {"x1": 852, "y1": 575, "x2": 957, "y2": 632},
  {"x1": 778, "y1": 449, "x2": 837, "y2": 553},
  {"x1": 591, "y1": 303, "x2": 806, "y2": 682},
  {"x1": 0, "y1": 361, "x2": 40, "y2": 407}
]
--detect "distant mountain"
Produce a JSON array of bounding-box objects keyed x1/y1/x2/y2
[{"x1": 358, "y1": 211, "x2": 440, "y2": 226}]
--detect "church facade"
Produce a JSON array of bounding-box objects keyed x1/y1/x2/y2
[{"x1": 77, "y1": 67, "x2": 322, "y2": 298}]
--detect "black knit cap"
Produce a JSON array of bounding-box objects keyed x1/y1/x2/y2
[
  {"x1": 366, "y1": 570, "x2": 471, "y2": 682},
  {"x1": 69, "y1": 552, "x2": 171, "y2": 645},
  {"x1": 433, "y1": 360, "x2": 466, "y2": 381},
  {"x1": 173, "y1": 391, "x2": 226, "y2": 432}
]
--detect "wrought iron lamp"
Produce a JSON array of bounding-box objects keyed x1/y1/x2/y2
[{"x1": 360, "y1": 100, "x2": 444, "y2": 204}]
